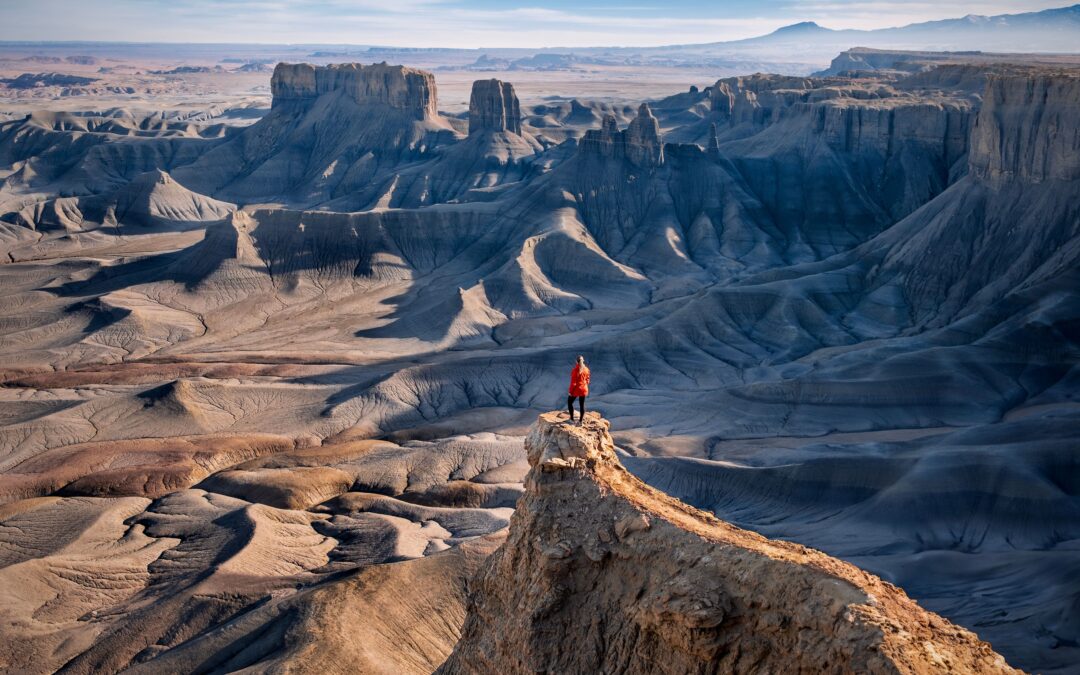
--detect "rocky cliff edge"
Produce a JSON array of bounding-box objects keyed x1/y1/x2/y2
[{"x1": 438, "y1": 411, "x2": 1018, "y2": 674}]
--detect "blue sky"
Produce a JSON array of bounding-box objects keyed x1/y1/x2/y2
[{"x1": 0, "y1": 0, "x2": 1069, "y2": 47}]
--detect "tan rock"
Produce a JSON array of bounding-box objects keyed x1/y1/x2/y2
[{"x1": 438, "y1": 411, "x2": 1020, "y2": 675}]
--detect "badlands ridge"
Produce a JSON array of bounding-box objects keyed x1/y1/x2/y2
[{"x1": 441, "y1": 412, "x2": 1017, "y2": 674}]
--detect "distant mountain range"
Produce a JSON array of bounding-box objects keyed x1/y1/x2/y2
[
  {"x1": 452, "y1": 4, "x2": 1080, "y2": 73},
  {"x1": 703, "y1": 3, "x2": 1080, "y2": 52},
  {"x1": 1, "y1": 4, "x2": 1077, "y2": 77}
]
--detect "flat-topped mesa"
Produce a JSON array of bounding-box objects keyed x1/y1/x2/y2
[
  {"x1": 270, "y1": 62, "x2": 437, "y2": 120},
  {"x1": 969, "y1": 71, "x2": 1080, "y2": 183},
  {"x1": 710, "y1": 74, "x2": 815, "y2": 126},
  {"x1": 818, "y1": 48, "x2": 952, "y2": 76},
  {"x1": 468, "y1": 79, "x2": 522, "y2": 135},
  {"x1": 579, "y1": 104, "x2": 664, "y2": 168},
  {"x1": 438, "y1": 412, "x2": 1018, "y2": 675}
]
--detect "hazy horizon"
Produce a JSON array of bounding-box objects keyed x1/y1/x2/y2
[{"x1": 0, "y1": 1, "x2": 1072, "y2": 49}]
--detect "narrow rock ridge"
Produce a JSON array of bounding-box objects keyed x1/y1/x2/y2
[
  {"x1": 579, "y1": 103, "x2": 664, "y2": 168},
  {"x1": 468, "y1": 79, "x2": 522, "y2": 135},
  {"x1": 438, "y1": 412, "x2": 1018, "y2": 675},
  {"x1": 270, "y1": 62, "x2": 438, "y2": 119}
]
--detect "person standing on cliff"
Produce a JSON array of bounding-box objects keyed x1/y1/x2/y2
[{"x1": 567, "y1": 355, "x2": 590, "y2": 424}]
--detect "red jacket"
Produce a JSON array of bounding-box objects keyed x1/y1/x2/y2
[{"x1": 569, "y1": 364, "x2": 591, "y2": 397}]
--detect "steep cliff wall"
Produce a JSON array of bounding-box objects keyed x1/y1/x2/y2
[
  {"x1": 711, "y1": 73, "x2": 971, "y2": 165},
  {"x1": 872, "y1": 70, "x2": 1080, "y2": 326},
  {"x1": 579, "y1": 104, "x2": 664, "y2": 168},
  {"x1": 438, "y1": 412, "x2": 1018, "y2": 675},
  {"x1": 270, "y1": 62, "x2": 438, "y2": 119},
  {"x1": 969, "y1": 71, "x2": 1080, "y2": 183},
  {"x1": 172, "y1": 62, "x2": 456, "y2": 203},
  {"x1": 468, "y1": 79, "x2": 521, "y2": 135},
  {"x1": 818, "y1": 48, "x2": 952, "y2": 76},
  {"x1": 710, "y1": 75, "x2": 973, "y2": 253}
]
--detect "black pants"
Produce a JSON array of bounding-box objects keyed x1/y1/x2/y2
[{"x1": 567, "y1": 395, "x2": 585, "y2": 418}]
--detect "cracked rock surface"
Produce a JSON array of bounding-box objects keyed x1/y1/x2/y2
[{"x1": 439, "y1": 412, "x2": 1018, "y2": 675}]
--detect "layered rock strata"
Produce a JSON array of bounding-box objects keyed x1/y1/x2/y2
[
  {"x1": 438, "y1": 412, "x2": 1018, "y2": 675},
  {"x1": 270, "y1": 62, "x2": 438, "y2": 119},
  {"x1": 468, "y1": 79, "x2": 522, "y2": 135},
  {"x1": 969, "y1": 71, "x2": 1080, "y2": 182},
  {"x1": 710, "y1": 74, "x2": 814, "y2": 126},
  {"x1": 579, "y1": 103, "x2": 664, "y2": 168}
]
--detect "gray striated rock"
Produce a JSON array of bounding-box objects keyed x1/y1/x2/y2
[
  {"x1": 579, "y1": 104, "x2": 664, "y2": 168},
  {"x1": 270, "y1": 62, "x2": 438, "y2": 120},
  {"x1": 710, "y1": 74, "x2": 814, "y2": 127},
  {"x1": 170, "y1": 62, "x2": 457, "y2": 204},
  {"x1": 468, "y1": 79, "x2": 521, "y2": 135},
  {"x1": 705, "y1": 122, "x2": 720, "y2": 157},
  {"x1": 970, "y1": 71, "x2": 1080, "y2": 182},
  {"x1": 709, "y1": 75, "x2": 973, "y2": 252},
  {"x1": 110, "y1": 169, "x2": 234, "y2": 228},
  {"x1": 625, "y1": 103, "x2": 664, "y2": 167}
]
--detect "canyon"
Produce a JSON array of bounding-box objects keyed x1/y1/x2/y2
[{"x1": 0, "y1": 44, "x2": 1078, "y2": 674}]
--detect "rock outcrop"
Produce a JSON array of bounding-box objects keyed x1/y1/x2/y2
[
  {"x1": 708, "y1": 73, "x2": 973, "y2": 248},
  {"x1": 579, "y1": 103, "x2": 664, "y2": 168},
  {"x1": 625, "y1": 103, "x2": 664, "y2": 167},
  {"x1": 438, "y1": 412, "x2": 1018, "y2": 675},
  {"x1": 709, "y1": 74, "x2": 814, "y2": 127},
  {"x1": 969, "y1": 71, "x2": 1080, "y2": 182},
  {"x1": 468, "y1": 79, "x2": 521, "y2": 135},
  {"x1": 817, "y1": 48, "x2": 952, "y2": 76},
  {"x1": 270, "y1": 62, "x2": 438, "y2": 119},
  {"x1": 170, "y1": 62, "x2": 456, "y2": 203},
  {"x1": 110, "y1": 169, "x2": 234, "y2": 228}
]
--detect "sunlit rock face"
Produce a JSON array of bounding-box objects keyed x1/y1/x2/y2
[{"x1": 438, "y1": 412, "x2": 1018, "y2": 675}]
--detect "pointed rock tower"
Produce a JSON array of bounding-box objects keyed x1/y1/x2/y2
[
  {"x1": 625, "y1": 102, "x2": 664, "y2": 167},
  {"x1": 706, "y1": 122, "x2": 721, "y2": 158},
  {"x1": 579, "y1": 104, "x2": 664, "y2": 169}
]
